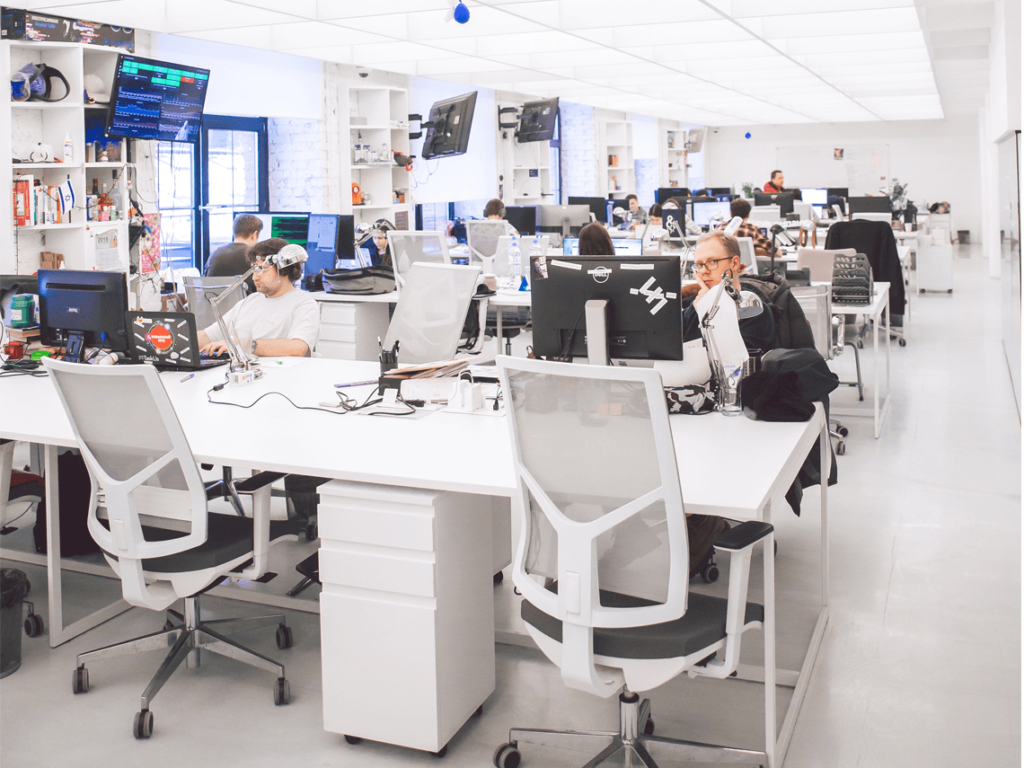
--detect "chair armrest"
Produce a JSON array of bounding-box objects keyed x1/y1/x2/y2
[
  {"x1": 234, "y1": 471, "x2": 287, "y2": 493},
  {"x1": 713, "y1": 521, "x2": 773, "y2": 551}
]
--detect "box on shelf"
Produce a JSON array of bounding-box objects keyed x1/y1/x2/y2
[{"x1": 40, "y1": 251, "x2": 65, "y2": 270}]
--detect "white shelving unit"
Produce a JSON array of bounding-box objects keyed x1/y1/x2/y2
[
  {"x1": 2, "y1": 40, "x2": 130, "y2": 275},
  {"x1": 662, "y1": 127, "x2": 689, "y2": 192},
  {"x1": 346, "y1": 86, "x2": 413, "y2": 230},
  {"x1": 600, "y1": 120, "x2": 634, "y2": 200}
]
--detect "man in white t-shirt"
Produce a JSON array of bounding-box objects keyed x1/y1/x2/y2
[{"x1": 198, "y1": 238, "x2": 320, "y2": 358}]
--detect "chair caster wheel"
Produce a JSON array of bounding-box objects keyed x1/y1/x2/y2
[
  {"x1": 644, "y1": 717, "x2": 655, "y2": 735},
  {"x1": 72, "y1": 665, "x2": 89, "y2": 694},
  {"x1": 699, "y1": 563, "x2": 719, "y2": 584},
  {"x1": 493, "y1": 571, "x2": 503, "y2": 584},
  {"x1": 494, "y1": 742, "x2": 521, "y2": 768},
  {"x1": 898, "y1": 338, "x2": 907, "y2": 347},
  {"x1": 24, "y1": 612, "x2": 43, "y2": 638},
  {"x1": 836, "y1": 441, "x2": 846, "y2": 456},
  {"x1": 304, "y1": 521, "x2": 317, "y2": 541},
  {"x1": 276, "y1": 625, "x2": 293, "y2": 650},
  {"x1": 838, "y1": 427, "x2": 849, "y2": 437},
  {"x1": 274, "y1": 677, "x2": 290, "y2": 705},
  {"x1": 947, "y1": 289, "x2": 953, "y2": 293},
  {"x1": 344, "y1": 735, "x2": 363, "y2": 745},
  {"x1": 474, "y1": 704, "x2": 484, "y2": 716},
  {"x1": 133, "y1": 708, "x2": 154, "y2": 739},
  {"x1": 432, "y1": 744, "x2": 448, "y2": 758},
  {"x1": 855, "y1": 339, "x2": 864, "y2": 349}
]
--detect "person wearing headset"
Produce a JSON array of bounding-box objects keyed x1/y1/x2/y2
[
  {"x1": 483, "y1": 198, "x2": 519, "y2": 235},
  {"x1": 198, "y1": 238, "x2": 321, "y2": 358}
]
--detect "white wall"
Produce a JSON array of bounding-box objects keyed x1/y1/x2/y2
[
  {"x1": 704, "y1": 116, "x2": 982, "y2": 239},
  {"x1": 152, "y1": 34, "x2": 321, "y2": 120},
  {"x1": 408, "y1": 78, "x2": 496, "y2": 205}
]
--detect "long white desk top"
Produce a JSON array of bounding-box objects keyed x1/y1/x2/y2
[{"x1": 1, "y1": 358, "x2": 822, "y2": 519}]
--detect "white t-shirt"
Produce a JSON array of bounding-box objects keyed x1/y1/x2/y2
[{"x1": 203, "y1": 288, "x2": 320, "y2": 354}]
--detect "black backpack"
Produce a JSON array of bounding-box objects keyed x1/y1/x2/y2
[{"x1": 739, "y1": 273, "x2": 816, "y2": 351}]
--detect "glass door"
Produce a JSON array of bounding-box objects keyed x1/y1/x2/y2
[
  {"x1": 200, "y1": 115, "x2": 269, "y2": 265},
  {"x1": 155, "y1": 141, "x2": 201, "y2": 272}
]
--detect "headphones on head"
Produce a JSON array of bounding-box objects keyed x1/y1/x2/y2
[{"x1": 266, "y1": 244, "x2": 308, "y2": 269}]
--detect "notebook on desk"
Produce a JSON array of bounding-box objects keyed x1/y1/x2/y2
[{"x1": 126, "y1": 311, "x2": 230, "y2": 370}]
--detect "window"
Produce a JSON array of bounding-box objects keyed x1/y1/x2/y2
[
  {"x1": 155, "y1": 115, "x2": 268, "y2": 272},
  {"x1": 550, "y1": 113, "x2": 562, "y2": 204}
]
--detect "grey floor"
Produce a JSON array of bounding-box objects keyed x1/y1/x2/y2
[{"x1": 1, "y1": 244, "x2": 1019, "y2": 768}]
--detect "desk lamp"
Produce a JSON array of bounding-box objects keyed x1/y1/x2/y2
[{"x1": 208, "y1": 266, "x2": 256, "y2": 372}]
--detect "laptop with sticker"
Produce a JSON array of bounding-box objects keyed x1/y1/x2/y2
[{"x1": 126, "y1": 311, "x2": 229, "y2": 369}]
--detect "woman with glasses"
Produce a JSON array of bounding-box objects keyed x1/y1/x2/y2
[{"x1": 681, "y1": 230, "x2": 774, "y2": 353}]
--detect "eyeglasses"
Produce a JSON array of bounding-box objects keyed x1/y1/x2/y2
[
  {"x1": 251, "y1": 260, "x2": 274, "y2": 276},
  {"x1": 692, "y1": 256, "x2": 735, "y2": 273}
]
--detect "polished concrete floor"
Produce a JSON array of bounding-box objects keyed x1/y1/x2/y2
[{"x1": 1, "y1": 244, "x2": 1019, "y2": 768}]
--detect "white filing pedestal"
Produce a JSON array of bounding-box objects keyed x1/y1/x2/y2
[
  {"x1": 314, "y1": 295, "x2": 394, "y2": 360},
  {"x1": 319, "y1": 480, "x2": 495, "y2": 754},
  {"x1": 915, "y1": 234, "x2": 953, "y2": 293}
]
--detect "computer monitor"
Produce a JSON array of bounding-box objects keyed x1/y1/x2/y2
[
  {"x1": 692, "y1": 200, "x2": 731, "y2": 227},
  {"x1": 754, "y1": 192, "x2": 795, "y2": 216},
  {"x1": 38, "y1": 269, "x2": 129, "y2": 362},
  {"x1": 421, "y1": 91, "x2": 478, "y2": 160},
  {"x1": 503, "y1": 206, "x2": 537, "y2": 235},
  {"x1": 305, "y1": 214, "x2": 355, "y2": 274},
  {"x1": 567, "y1": 197, "x2": 608, "y2": 224},
  {"x1": 516, "y1": 97, "x2": 558, "y2": 143},
  {"x1": 657, "y1": 187, "x2": 689, "y2": 203},
  {"x1": 537, "y1": 205, "x2": 591, "y2": 239},
  {"x1": 706, "y1": 187, "x2": 732, "y2": 196},
  {"x1": 236, "y1": 212, "x2": 311, "y2": 248},
  {"x1": 105, "y1": 54, "x2": 210, "y2": 143},
  {"x1": 800, "y1": 187, "x2": 828, "y2": 216},
  {"x1": 561, "y1": 238, "x2": 644, "y2": 257},
  {"x1": 847, "y1": 196, "x2": 892, "y2": 214},
  {"x1": 827, "y1": 187, "x2": 849, "y2": 200},
  {"x1": 661, "y1": 205, "x2": 686, "y2": 239},
  {"x1": 531, "y1": 255, "x2": 683, "y2": 362}
]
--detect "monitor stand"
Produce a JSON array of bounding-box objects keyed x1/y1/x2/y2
[
  {"x1": 584, "y1": 299, "x2": 609, "y2": 366},
  {"x1": 65, "y1": 331, "x2": 87, "y2": 363}
]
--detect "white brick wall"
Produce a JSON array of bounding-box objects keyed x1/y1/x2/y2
[
  {"x1": 559, "y1": 101, "x2": 597, "y2": 200},
  {"x1": 268, "y1": 118, "x2": 324, "y2": 212}
]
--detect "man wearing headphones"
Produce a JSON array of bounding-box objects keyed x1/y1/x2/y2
[{"x1": 197, "y1": 238, "x2": 320, "y2": 358}]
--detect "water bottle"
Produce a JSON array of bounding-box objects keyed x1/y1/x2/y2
[
  {"x1": 509, "y1": 235, "x2": 521, "y2": 289},
  {"x1": 528, "y1": 235, "x2": 543, "y2": 290}
]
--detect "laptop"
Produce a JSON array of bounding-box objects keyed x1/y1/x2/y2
[{"x1": 126, "y1": 311, "x2": 230, "y2": 370}]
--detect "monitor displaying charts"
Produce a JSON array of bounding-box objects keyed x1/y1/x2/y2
[{"x1": 692, "y1": 201, "x2": 730, "y2": 227}]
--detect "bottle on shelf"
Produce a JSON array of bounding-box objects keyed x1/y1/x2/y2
[
  {"x1": 91, "y1": 178, "x2": 99, "y2": 196},
  {"x1": 97, "y1": 184, "x2": 113, "y2": 222},
  {"x1": 63, "y1": 133, "x2": 73, "y2": 164},
  {"x1": 508, "y1": 235, "x2": 521, "y2": 290},
  {"x1": 356, "y1": 132, "x2": 365, "y2": 163},
  {"x1": 109, "y1": 177, "x2": 124, "y2": 220}
]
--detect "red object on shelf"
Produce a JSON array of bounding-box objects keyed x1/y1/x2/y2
[{"x1": 13, "y1": 179, "x2": 31, "y2": 226}]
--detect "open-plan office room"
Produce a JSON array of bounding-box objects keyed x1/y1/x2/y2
[{"x1": 0, "y1": 1, "x2": 1020, "y2": 767}]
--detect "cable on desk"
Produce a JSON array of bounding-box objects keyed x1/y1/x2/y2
[
  {"x1": 206, "y1": 386, "x2": 353, "y2": 416},
  {"x1": 0, "y1": 360, "x2": 47, "y2": 378}
]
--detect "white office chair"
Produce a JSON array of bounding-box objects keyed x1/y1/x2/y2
[
  {"x1": 386, "y1": 230, "x2": 451, "y2": 291},
  {"x1": 182, "y1": 275, "x2": 247, "y2": 332},
  {"x1": 43, "y1": 359, "x2": 298, "y2": 739},
  {"x1": 492, "y1": 357, "x2": 776, "y2": 768},
  {"x1": 384, "y1": 262, "x2": 481, "y2": 364},
  {"x1": 465, "y1": 220, "x2": 513, "y2": 275}
]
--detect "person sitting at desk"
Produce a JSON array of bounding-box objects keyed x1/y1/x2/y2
[
  {"x1": 681, "y1": 231, "x2": 774, "y2": 353},
  {"x1": 719, "y1": 198, "x2": 776, "y2": 257},
  {"x1": 578, "y1": 222, "x2": 615, "y2": 255},
  {"x1": 483, "y1": 198, "x2": 519, "y2": 236},
  {"x1": 763, "y1": 170, "x2": 785, "y2": 193},
  {"x1": 648, "y1": 203, "x2": 663, "y2": 228},
  {"x1": 197, "y1": 238, "x2": 321, "y2": 358},
  {"x1": 624, "y1": 194, "x2": 648, "y2": 226},
  {"x1": 205, "y1": 213, "x2": 262, "y2": 294},
  {"x1": 370, "y1": 227, "x2": 393, "y2": 267}
]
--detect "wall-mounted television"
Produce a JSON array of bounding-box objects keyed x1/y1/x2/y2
[
  {"x1": 516, "y1": 98, "x2": 558, "y2": 143},
  {"x1": 421, "y1": 91, "x2": 478, "y2": 160},
  {"x1": 105, "y1": 54, "x2": 211, "y2": 143}
]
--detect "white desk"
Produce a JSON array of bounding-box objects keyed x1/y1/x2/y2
[
  {"x1": 0, "y1": 358, "x2": 828, "y2": 765},
  {"x1": 833, "y1": 282, "x2": 892, "y2": 438}
]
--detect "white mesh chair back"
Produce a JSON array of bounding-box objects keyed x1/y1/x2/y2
[
  {"x1": 386, "y1": 230, "x2": 451, "y2": 290},
  {"x1": 183, "y1": 275, "x2": 246, "y2": 331},
  {"x1": 796, "y1": 248, "x2": 854, "y2": 284},
  {"x1": 384, "y1": 263, "x2": 481, "y2": 364},
  {"x1": 497, "y1": 357, "x2": 690, "y2": 696},
  {"x1": 43, "y1": 359, "x2": 210, "y2": 611},
  {"x1": 465, "y1": 220, "x2": 510, "y2": 272},
  {"x1": 791, "y1": 284, "x2": 835, "y2": 360},
  {"x1": 736, "y1": 237, "x2": 758, "y2": 275}
]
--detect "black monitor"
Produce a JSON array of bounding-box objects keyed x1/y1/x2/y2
[
  {"x1": 847, "y1": 196, "x2": 892, "y2": 214},
  {"x1": 305, "y1": 214, "x2": 355, "y2": 274},
  {"x1": 656, "y1": 187, "x2": 690, "y2": 203},
  {"x1": 237, "y1": 212, "x2": 310, "y2": 248},
  {"x1": 827, "y1": 187, "x2": 849, "y2": 200},
  {"x1": 0, "y1": 274, "x2": 38, "y2": 322},
  {"x1": 504, "y1": 206, "x2": 537, "y2": 235},
  {"x1": 38, "y1": 270, "x2": 129, "y2": 362},
  {"x1": 105, "y1": 54, "x2": 210, "y2": 143},
  {"x1": 754, "y1": 191, "x2": 795, "y2": 216},
  {"x1": 531, "y1": 255, "x2": 683, "y2": 361},
  {"x1": 421, "y1": 91, "x2": 478, "y2": 160},
  {"x1": 516, "y1": 98, "x2": 558, "y2": 143},
  {"x1": 567, "y1": 196, "x2": 608, "y2": 224},
  {"x1": 537, "y1": 205, "x2": 591, "y2": 239},
  {"x1": 706, "y1": 187, "x2": 732, "y2": 196}
]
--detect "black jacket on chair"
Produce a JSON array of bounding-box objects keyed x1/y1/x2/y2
[{"x1": 825, "y1": 220, "x2": 905, "y2": 316}]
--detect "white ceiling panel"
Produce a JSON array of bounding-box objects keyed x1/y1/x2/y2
[{"x1": 26, "y1": 0, "x2": 955, "y2": 125}]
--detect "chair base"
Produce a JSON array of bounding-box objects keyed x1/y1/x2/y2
[
  {"x1": 498, "y1": 690, "x2": 767, "y2": 768},
  {"x1": 74, "y1": 594, "x2": 290, "y2": 732}
]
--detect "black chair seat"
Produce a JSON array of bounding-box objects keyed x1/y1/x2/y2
[
  {"x1": 8, "y1": 473, "x2": 44, "y2": 502},
  {"x1": 100, "y1": 516, "x2": 300, "y2": 573},
  {"x1": 522, "y1": 586, "x2": 764, "y2": 660}
]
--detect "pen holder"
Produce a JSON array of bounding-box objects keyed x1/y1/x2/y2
[
  {"x1": 714, "y1": 361, "x2": 744, "y2": 417},
  {"x1": 380, "y1": 357, "x2": 398, "y2": 376}
]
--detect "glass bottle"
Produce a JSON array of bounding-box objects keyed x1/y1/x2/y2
[{"x1": 508, "y1": 235, "x2": 521, "y2": 289}]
